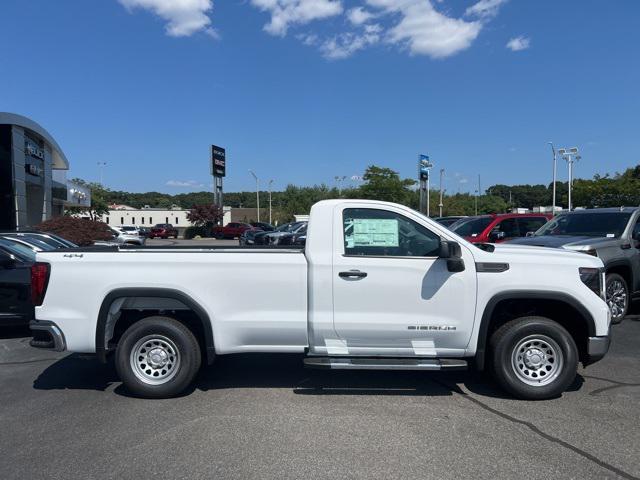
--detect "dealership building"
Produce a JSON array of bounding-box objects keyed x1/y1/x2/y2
[{"x1": 0, "y1": 112, "x2": 90, "y2": 230}]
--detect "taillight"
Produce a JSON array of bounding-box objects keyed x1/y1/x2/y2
[{"x1": 31, "y1": 262, "x2": 50, "y2": 306}]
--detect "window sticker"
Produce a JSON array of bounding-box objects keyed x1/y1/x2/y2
[{"x1": 345, "y1": 218, "x2": 399, "y2": 247}]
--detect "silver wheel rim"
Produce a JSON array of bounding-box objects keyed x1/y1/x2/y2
[
  {"x1": 511, "y1": 335, "x2": 564, "y2": 387},
  {"x1": 130, "y1": 335, "x2": 180, "y2": 385},
  {"x1": 606, "y1": 279, "x2": 627, "y2": 320}
]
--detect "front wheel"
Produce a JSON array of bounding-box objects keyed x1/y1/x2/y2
[
  {"x1": 606, "y1": 273, "x2": 628, "y2": 324},
  {"x1": 490, "y1": 316, "x2": 578, "y2": 400},
  {"x1": 115, "y1": 316, "x2": 201, "y2": 398}
]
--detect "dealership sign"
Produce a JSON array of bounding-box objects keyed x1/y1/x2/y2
[
  {"x1": 211, "y1": 145, "x2": 226, "y2": 177},
  {"x1": 25, "y1": 141, "x2": 45, "y2": 160}
]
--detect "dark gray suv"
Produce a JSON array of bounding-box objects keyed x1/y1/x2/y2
[{"x1": 508, "y1": 207, "x2": 640, "y2": 323}]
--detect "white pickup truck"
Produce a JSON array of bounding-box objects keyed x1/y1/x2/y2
[{"x1": 30, "y1": 200, "x2": 611, "y2": 399}]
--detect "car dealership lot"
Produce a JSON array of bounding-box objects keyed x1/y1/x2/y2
[{"x1": 0, "y1": 319, "x2": 638, "y2": 480}]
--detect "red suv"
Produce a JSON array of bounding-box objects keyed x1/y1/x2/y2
[
  {"x1": 450, "y1": 213, "x2": 552, "y2": 243},
  {"x1": 149, "y1": 224, "x2": 179, "y2": 239},
  {"x1": 212, "y1": 222, "x2": 253, "y2": 239}
]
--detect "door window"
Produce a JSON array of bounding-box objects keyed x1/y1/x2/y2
[
  {"x1": 518, "y1": 217, "x2": 548, "y2": 236},
  {"x1": 343, "y1": 208, "x2": 440, "y2": 257}
]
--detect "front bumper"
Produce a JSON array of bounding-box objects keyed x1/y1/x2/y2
[
  {"x1": 585, "y1": 334, "x2": 610, "y2": 365},
  {"x1": 29, "y1": 320, "x2": 66, "y2": 352}
]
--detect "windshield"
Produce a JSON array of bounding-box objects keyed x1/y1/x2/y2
[
  {"x1": 0, "y1": 239, "x2": 36, "y2": 261},
  {"x1": 451, "y1": 216, "x2": 493, "y2": 237},
  {"x1": 535, "y1": 212, "x2": 632, "y2": 238},
  {"x1": 275, "y1": 223, "x2": 295, "y2": 232}
]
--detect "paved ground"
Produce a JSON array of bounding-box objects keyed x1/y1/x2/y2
[{"x1": 1, "y1": 318, "x2": 638, "y2": 480}]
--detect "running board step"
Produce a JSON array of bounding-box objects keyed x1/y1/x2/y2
[{"x1": 303, "y1": 357, "x2": 468, "y2": 371}]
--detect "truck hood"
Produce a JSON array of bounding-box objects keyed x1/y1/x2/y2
[
  {"x1": 481, "y1": 242, "x2": 603, "y2": 268},
  {"x1": 507, "y1": 235, "x2": 618, "y2": 249}
]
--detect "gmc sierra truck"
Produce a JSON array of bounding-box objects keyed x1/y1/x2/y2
[{"x1": 29, "y1": 200, "x2": 611, "y2": 400}]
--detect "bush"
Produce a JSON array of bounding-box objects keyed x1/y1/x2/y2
[
  {"x1": 184, "y1": 226, "x2": 208, "y2": 239},
  {"x1": 36, "y1": 216, "x2": 113, "y2": 246}
]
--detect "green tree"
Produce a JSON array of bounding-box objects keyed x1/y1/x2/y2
[{"x1": 358, "y1": 166, "x2": 416, "y2": 204}]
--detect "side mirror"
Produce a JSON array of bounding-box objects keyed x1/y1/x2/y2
[
  {"x1": 525, "y1": 231, "x2": 535, "y2": 237},
  {"x1": 439, "y1": 240, "x2": 465, "y2": 272}
]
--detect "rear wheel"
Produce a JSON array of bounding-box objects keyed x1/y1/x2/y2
[
  {"x1": 115, "y1": 316, "x2": 201, "y2": 398},
  {"x1": 490, "y1": 316, "x2": 578, "y2": 400},
  {"x1": 606, "y1": 273, "x2": 628, "y2": 324}
]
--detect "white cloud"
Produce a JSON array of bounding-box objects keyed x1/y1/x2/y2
[
  {"x1": 166, "y1": 180, "x2": 205, "y2": 188},
  {"x1": 251, "y1": 0, "x2": 343, "y2": 36},
  {"x1": 465, "y1": 0, "x2": 508, "y2": 19},
  {"x1": 321, "y1": 28, "x2": 381, "y2": 59},
  {"x1": 365, "y1": 0, "x2": 481, "y2": 58},
  {"x1": 347, "y1": 6, "x2": 375, "y2": 25},
  {"x1": 506, "y1": 35, "x2": 530, "y2": 51},
  {"x1": 118, "y1": 0, "x2": 215, "y2": 37}
]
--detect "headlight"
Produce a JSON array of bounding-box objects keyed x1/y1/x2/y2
[{"x1": 579, "y1": 267, "x2": 605, "y2": 299}]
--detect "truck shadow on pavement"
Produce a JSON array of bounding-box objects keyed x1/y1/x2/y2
[{"x1": 32, "y1": 352, "x2": 584, "y2": 400}]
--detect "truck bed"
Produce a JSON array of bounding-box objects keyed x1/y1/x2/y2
[{"x1": 36, "y1": 246, "x2": 309, "y2": 355}]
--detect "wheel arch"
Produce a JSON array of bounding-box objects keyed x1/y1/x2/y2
[
  {"x1": 474, "y1": 291, "x2": 596, "y2": 370},
  {"x1": 605, "y1": 260, "x2": 633, "y2": 291},
  {"x1": 96, "y1": 288, "x2": 215, "y2": 365}
]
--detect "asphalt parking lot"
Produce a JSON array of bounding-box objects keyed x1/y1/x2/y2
[{"x1": 1, "y1": 315, "x2": 638, "y2": 480}]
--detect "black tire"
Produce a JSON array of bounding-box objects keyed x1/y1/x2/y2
[
  {"x1": 606, "y1": 273, "x2": 628, "y2": 324},
  {"x1": 115, "y1": 316, "x2": 201, "y2": 398},
  {"x1": 490, "y1": 316, "x2": 578, "y2": 400}
]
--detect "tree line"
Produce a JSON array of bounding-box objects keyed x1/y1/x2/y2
[{"x1": 70, "y1": 164, "x2": 640, "y2": 224}]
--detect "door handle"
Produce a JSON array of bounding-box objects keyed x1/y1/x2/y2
[{"x1": 339, "y1": 270, "x2": 367, "y2": 278}]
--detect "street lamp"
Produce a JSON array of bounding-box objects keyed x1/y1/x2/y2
[
  {"x1": 558, "y1": 147, "x2": 580, "y2": 211},
  {"x1": 475, "y1": 190, "x2": 478, "y2": 217},
  {"x1": 548, "y1": 142, "x2": 557, "y2": 215},
  {"x1": 438, "y1": 169, "x2": 445, "y2": 217},
  {"x1": 248, "y1": 169, "x2": 260, "y2": 222},
  {"x1": 268, "y1": 179, "x2": 274, "y2": 225},
  {"x1": 97, "y1": 162, "x2": 107, "y2": 186}
]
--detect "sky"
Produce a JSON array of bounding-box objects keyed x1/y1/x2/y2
[{"x1": 1, "y1": 0, "x2": 639, "y2": 194}]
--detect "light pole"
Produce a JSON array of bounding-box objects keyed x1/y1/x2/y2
[
  {"x1": 97, "y1": 162, "x2": 107, "y2": 185},
  {"x1": 548, "y1": 142, "x2": 557, "y2": 214},
  {"x1": 558, "y1": 147, "x2": 579, "y2": 211},
  {"x1": 248, "y1": 169, "x2": 260, "y2": 222},
  {"x1": 268, "y1": 179, "x2": 273, "y2": 225},
  {"x1": 474, "y1": 189, "x2": 478, "y2": 216},
  {"x1": 438, "y1": 169, "x2": 445, "y2": 217},
  {"x1": 334, "y1": 176, "x2": 347, "y2": 195}
]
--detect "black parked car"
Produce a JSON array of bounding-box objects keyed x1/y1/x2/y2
[
  {"x1": 251, "y1": 222, "x2": 275, "y2": 231},
  {"x1": 0, "y1": 231, "x2": 77, "y2": 250},
  {"x1": 254, "y1": 222, "x2": 306, "y2": 245},
  {"x1": 278, "y1": 223, "x2": 308, "y2": 246},
  {"x1": 0, "y1": 239, "x2": 35, "y2": 326},
  {"x1": 0, "y1": 234, "x2": 58, "y2": 253},
  {"x1": 239, "y1": 226, "x2": 264, "y2": 246}
]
